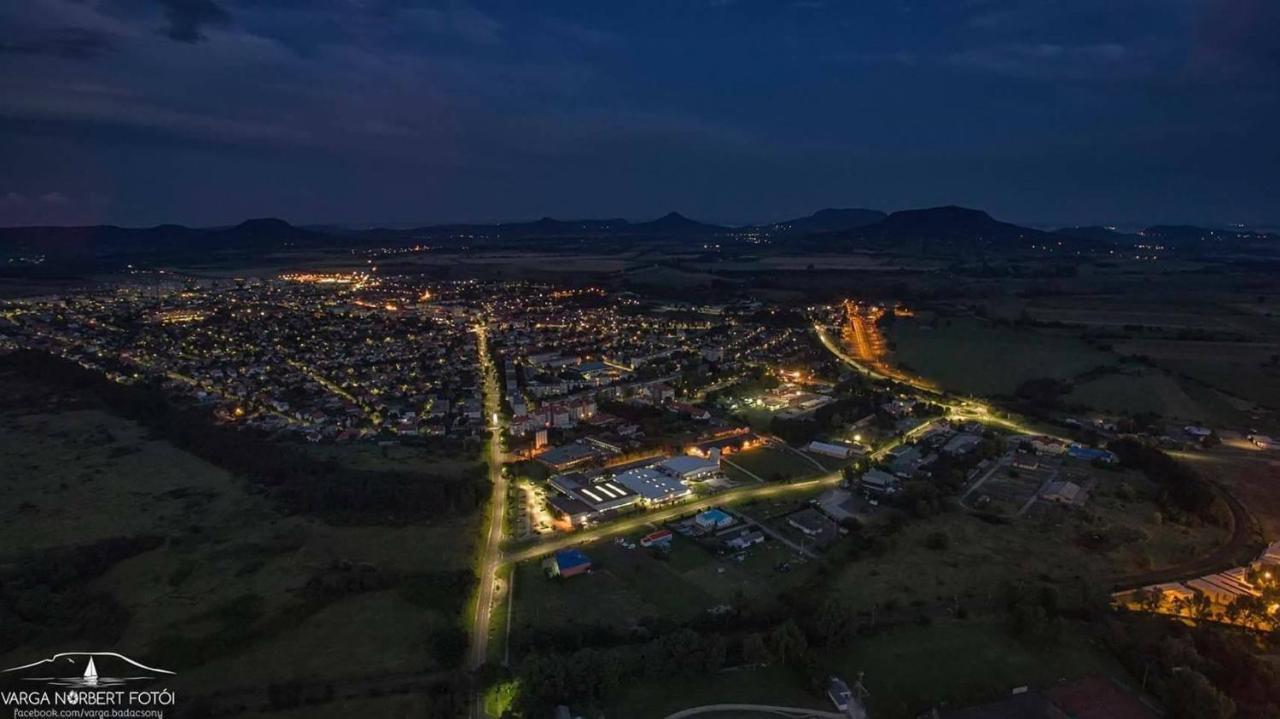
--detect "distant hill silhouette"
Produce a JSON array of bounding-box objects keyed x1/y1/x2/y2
[
  {"x1": 384, "y1": 212, "x2": 720, "y2": 239},
  {"x1": 796, "y1": 205, "x2": 1070, "y2": 253},
  {"x1": 771, "y1": 208, "x2": 886, "y2": 234},
  {"x1": 1138, "y1": 224, "x2": 1277, "y2": 245},
  {"x1": 0, "y1": 218, "x2": 327, "y2": 261},
  {"x1": 498, "y1": 217, "x2": 630, "y2": 236},
  {"x1": 631, "y1": 211, "x2": 726, "y2": 234},
  {"x1": 866, "y1": 206, "x2": 1047, "y2": 242},
  {"x1": 4, "y1": 207, "x2": 1275, "y2": 264},
  {"x1": 1054, "y1": 225, "x2": 1139, "y2": 243}
]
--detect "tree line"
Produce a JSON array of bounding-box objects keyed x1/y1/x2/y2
[
  {"x1": 0, "y1": 535, "x2": 161, "y2": 654},
  {"x1": 1106, "y1": 438, "x2": 1218, "y2": 519}
]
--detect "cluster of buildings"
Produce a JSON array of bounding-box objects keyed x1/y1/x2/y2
[
  {"x1": 486, "y1": 290, "x2": 816, "y2": 430},
  {"x1": 842, "y1": 421, "x2": 992, "y2": 499},
  {"x1": 1116, "y1": 540, "x2": 1280, "y2": 629},
  {"x1": 741, "y1": 378, "x2": 837, "y2": 419},
  {"x1": 544, "y1": 453, "x2": 722, "y2": 528},
  {"x1": 0, "y1": 278, "x2": 495, "y2": 441}
]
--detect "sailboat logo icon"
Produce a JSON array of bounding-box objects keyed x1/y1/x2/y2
[{"x1": 2, "y1": 652, "x2": 175, "y2": 688}]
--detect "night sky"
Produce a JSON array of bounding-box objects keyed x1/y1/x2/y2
[{"x1": 1, "y1": 1, "x2": 1277, "y2": 228}]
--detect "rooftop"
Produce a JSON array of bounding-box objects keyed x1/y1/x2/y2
[
  {"x1": 538, "y1": 442, "x2": 599, "y2": 467},
  {"x1": 554, "y1": 549, "x2": 592, "y2": 571},
  {"x1": 656, "y1": 454, "x2": 719, "y2": 476},
  {"x1": 614, "y1": 467, "x2": 690, "y2": 502},
  {"x1": 697, "y1": 508, "x2": 733, "y2": 523}
]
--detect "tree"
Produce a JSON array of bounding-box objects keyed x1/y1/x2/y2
[
  {"x1": 1188, "y1": 589, "x2": 1214, "y2": 622},
  {"x1": 769, "y1": 620, "x2": 808, "y2": 665},
  {"x1": 812, "y1": 598, "x2": 854, "y2": 648},
  {"x1": 742, "y1": 633, "x2": 772, "y2": 666},
  {"x1": 704, "y1": 635, "x2": 728, "y2": 672},
  {"x1": 1139, "y1": 587, "x2": 1164, "y2": 614},
  {"x1": 1224, "y1": 595, "x2": 1245, "y2": 626},
  {"x1": 1168, "y1": 669, "x2": 1236, "y2": 719}
]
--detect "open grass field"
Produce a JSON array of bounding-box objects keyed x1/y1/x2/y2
[
  {"x1": 1112, "y1": 338, "x2": 1280, "y2": 410},
  {"x1": 0, "y1": 377, "x2": 480, "y2": 699},
  {"x1": 1022, "y1": 302, "x2": 1266, "y2": 333},
  {"x1": 691, "y1": 254, "x2": 945, "y2": 272},
  {"x1": 244, "y1": 695, "x2": 432, "y2": 719},
  {"x1": 1066, "y1": 368, "x2": 1250, "y2": 427},
  {"x1": 889, "y1": 319, "x2": 1113, "y2": 396},
  {"x1": 604, "y1": 619, "x2": 1127, "y2": 719},
  {"x1": 510, "y1": 533, "x2": 815, "y2": 644},
  {"x1": 725, "y1": 446, "x2": 822, "y2": 482},
  {"x1": 623, "y1": 263, "x2": 739, "y2": 289},
  {"x1": 605, "y1": 664, "x2": 831, "y2": 718},
  {"x1": 829, "y1": 619, "x2": 1128, "y2": 718},
  {"x1": 828, "y1": 469, "x2": 1226, "y2": 612},
  {"x1": 163, "y1": 591, "x2": 449, "y2": 693}
]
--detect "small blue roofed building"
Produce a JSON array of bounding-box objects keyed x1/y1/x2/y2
[
  {"x1": 695, "y1": 508, "x2": 735, "y2": 531},
  {"x1": 1068, "y1": 445, "x2": 1118, "y2": 464},
  {"x1": 548, "y1": 549, "x2": 592, "y2": 579}
]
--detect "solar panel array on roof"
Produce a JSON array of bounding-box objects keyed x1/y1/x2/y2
[{"x1": 548, "y1": 471, "x2": 640, "y2": 513}]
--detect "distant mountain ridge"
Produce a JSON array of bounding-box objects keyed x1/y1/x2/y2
[
  {"x1": 0, "y1": 217, "x2": 330, "y2": 261},
  {"x1": 3, "y1": 207, "x2": 1276, "y2": 262},
  {"x1": 1054, "y1": 226, "x2": 1138, "y2": 243},
  {"x1": 770, "y1": 208, "x2": 886, "y2": 234},
  {"x1": 796, "y1": 205, "x2": 1066, "y2": 253},
  {"x1": 632, "y1": 211, "x2": 726, "y2": 234}
]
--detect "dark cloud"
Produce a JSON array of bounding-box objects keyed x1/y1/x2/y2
[
  {"x1": 157, "y1": 0, "x2": 231, "y2": 43},
  {"x1": 0, "y1": 1, "x2": 1276, "y2": 227},
  {"x1": 0, "y1": 27, "x2": 115, "y2": 60}
]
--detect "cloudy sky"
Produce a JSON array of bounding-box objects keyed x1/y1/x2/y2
[{"x1": 1, "y1": 0, "x2": 1277, "y2": 227}]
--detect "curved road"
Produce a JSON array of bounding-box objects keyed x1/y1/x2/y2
[
  {"x1": 815, "y1": 315, "x2": 1262, "y2": 593},
  {"x1": 1111, "y1": 472, "x2": 1260, "y2": 591}
]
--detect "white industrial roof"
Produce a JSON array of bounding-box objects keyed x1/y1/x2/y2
[
  {"x1": 656, "y1": 455, "x2": 718, "y2": 476},
  {"x1": 615, "y1": 467, "x2": 690, "y2": 502}
]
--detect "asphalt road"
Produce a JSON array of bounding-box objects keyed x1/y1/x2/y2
[
  {"x1": 502, "y1": 473, "x2": 844, "y2": 564},
  {"x1": 468, "y1": 323, "x2": 507, "y2": 674}
]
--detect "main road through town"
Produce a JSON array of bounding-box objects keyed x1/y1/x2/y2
[
  {"x1": 464, "y1": 315, "x2": 1061, "y2": 715},
  {"x1": 468, "y1": 321, "x2": 506, "y2": 692}
]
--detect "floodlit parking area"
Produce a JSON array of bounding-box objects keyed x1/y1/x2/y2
[{"x1": 513, "y1": 481, "x2": 555, "y2": 539}]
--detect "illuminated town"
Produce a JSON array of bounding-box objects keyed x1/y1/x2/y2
[
  {"x1": 4, "y1": 255, "x2": 1279, "y2": 718},
  {"x1": 3, "y1": 2, "x2": 1279, "y2": 716}
]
